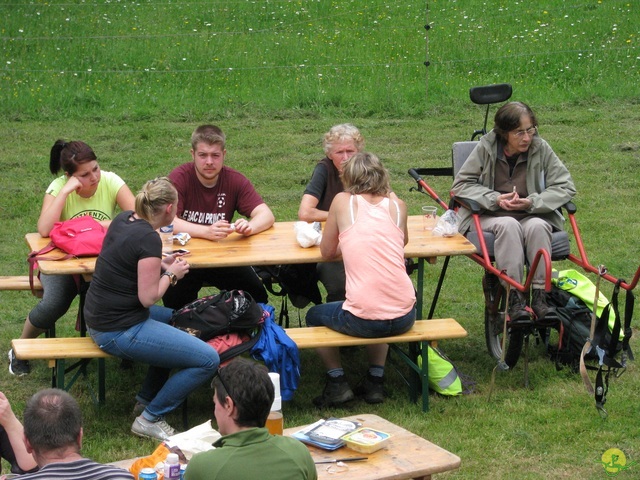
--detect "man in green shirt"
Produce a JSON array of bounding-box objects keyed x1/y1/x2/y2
[{"x1": 184, "y1": 358, "x2": 317, "y2": 480}]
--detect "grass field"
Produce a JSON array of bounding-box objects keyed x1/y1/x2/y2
[
  {"x1": 1, "y1": 108, "x2": 639, "y2": 479},
  {"x1": 1, "y1": 0, "x2": 639, "y2": 478},
  {"x1": 1, "y1": 1, "x2": 638, "y2": 119}
]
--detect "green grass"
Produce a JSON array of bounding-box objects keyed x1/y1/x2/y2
[
  {"x1": 1, "y1": 0, "x2": 639, "y2": 478},
  {"x1": 1, "y1": 0, "x2": 638, "y2": 120},
  {"x1": 1, "y1": 109, "x2": 639, "y2": 478}
]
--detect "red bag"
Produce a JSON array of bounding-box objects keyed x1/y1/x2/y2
[
  {"x1": 207, "y1": 332, "x2": 252, "y2": 367},
  {"x1": 49, "y1": 215, "x2": 106, "y2": 257},
  {"x1": 27, "y1": 215, "x2": 106, "y2": 295}
]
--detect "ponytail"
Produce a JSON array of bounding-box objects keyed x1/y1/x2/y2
[
  {"x1": 135, "y1": 177, "x2": 177, "y2": 222},
  {"x1": 49, "y1": 140, "x2": 97, "y2": 175}
]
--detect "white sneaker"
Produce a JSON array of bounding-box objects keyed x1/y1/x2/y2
[{"x1": 131, "y1": 415, "x2": 176, "y2": 441}]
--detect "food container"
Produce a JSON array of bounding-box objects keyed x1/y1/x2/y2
[{"x1": 342, "y1": 427, "x2": 391, "y2": 454}]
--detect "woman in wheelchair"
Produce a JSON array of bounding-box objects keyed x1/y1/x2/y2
[{"x1": 452, "y1": 101, "x2": 576, "y2": 324}]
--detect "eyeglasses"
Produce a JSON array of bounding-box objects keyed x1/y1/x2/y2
[
  {"x1": 213, "y1": 367, "x2": 235, "y2": 404},
  {"x1": 511, "y1": 126, "x2": 537, "y2": 138}
]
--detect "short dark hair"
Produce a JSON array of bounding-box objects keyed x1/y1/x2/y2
[
  {"x1": 23, "y1": 389, "x2": 82, "y2": 453},
  {"x1": 191, "y1": 124, "x2": 226, "y2": 150},
  {"x1": 493, "y1": 101, "x2": 538, "y2": 142},
  {"x1": 213, "y1": 358, "x2": 274, "y2": 428}
]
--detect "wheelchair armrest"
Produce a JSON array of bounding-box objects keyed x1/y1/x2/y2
[
  {"x1": 451, "y1": 196, "x2": 482, "y2": 214},
  {"x1": 562, "y1": 201, "x2": 576, "y2": 215}
]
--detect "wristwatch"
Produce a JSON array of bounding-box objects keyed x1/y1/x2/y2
[{"x1": 162, "y1": 271, "x2": 178, "y2": 287}]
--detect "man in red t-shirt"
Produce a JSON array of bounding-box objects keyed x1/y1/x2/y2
[{"x1": 164, "y1": 125, "x2": 275, "y2": 308}]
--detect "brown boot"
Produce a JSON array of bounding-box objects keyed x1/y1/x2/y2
[
  {"x1": 531, "y1": 289, "x2": 557, "y2": 322},
  {"x1": 508, "y1": 290, "x2": 532, "y2": 326}
]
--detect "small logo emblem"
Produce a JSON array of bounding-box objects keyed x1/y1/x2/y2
[{"x1": 599, "y1": 448, "x2": 636, "y2": 477}]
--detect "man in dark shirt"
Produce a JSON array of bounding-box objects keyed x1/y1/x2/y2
[{"x1": 165, "y1": 125, "x2": 275, "y2": 308}]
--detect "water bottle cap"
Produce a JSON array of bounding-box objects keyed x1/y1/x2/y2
[{"x1": 166, "y1": 453, "x2": 179, "y2": 464}]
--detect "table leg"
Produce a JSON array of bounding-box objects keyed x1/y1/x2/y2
[{"x1": 417, "y1": 258, "x2": 425, "y2": 319}]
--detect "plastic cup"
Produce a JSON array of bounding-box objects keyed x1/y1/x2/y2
[
  {"x1": 267, "y1": 372, "x2": 283, "y2": 435},
  {"x1": 422, "y1": 206, "x2": 438, "y2": 231}
]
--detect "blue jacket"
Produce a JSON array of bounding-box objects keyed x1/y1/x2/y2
[{"x1": 251, "y1": 304, "x2": 301, "y2": 401}]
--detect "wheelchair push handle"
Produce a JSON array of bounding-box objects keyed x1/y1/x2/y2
[{"x1": 407, "y1": 168, "x2": 450, "y2": 211}]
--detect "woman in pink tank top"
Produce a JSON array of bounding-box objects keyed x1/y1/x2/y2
[{"x1": 306, "y1": 152, "x2": 416, "y2": 407}]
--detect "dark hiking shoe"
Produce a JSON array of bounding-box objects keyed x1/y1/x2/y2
[
  {"x1": 313, "y1": 374, "x2": 355, "y2": 407},
  {"x1": 531, "y1": 289, "x2": 558, "y2": 323},
  {"x1": 8, "y1": 349, "x2": 31, "y2": 376},
  {"x1": 508, "y1": 290, "x2": 533, "y2": 327},
  {"x1": 353, "y1": 374, "x2": 385, "y2": 404}
]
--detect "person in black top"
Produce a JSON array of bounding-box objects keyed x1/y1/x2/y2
[
  {"x1": 84, "y1": 177, "x2": 219, "y2": 441},
  {"x1": 298, "y1": 124, "x2": 365, "y2": 303}
]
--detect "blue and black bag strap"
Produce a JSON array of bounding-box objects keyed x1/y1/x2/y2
[
  {"x1": 593, "y1": 279, "x2": 634, "y2": 417},
  {"x1": 622, "y1": 286, "x2": 634, "y2": 362}
]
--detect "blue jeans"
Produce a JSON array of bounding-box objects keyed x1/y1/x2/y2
[
  {"x1": 88, "y1": 305, "x2": 219, "y2": 420},
  {"x1": 306, "y1": 302, "x2": 416, "y2": 337}
]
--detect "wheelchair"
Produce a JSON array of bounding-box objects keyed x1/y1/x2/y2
[{"x1": 408, "y1": 83, "x2": 640, "y2": 376}]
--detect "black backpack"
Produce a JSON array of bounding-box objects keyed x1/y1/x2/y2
[
  {"x1": 254, "y1": 263, "x2": 322, "y2": 327},
  {"x1": 170, "y1": 290, "x2": 264, "y2": 362},
  {"x1": 548, "y1": 286, "x2": 607, "y2": 368},
  {"x1": 548, "y1": 283, "x2": 634, "y2": 413}
]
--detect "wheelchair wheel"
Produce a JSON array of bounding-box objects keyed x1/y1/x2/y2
[{"x1": 482, "y1": 273, "x2": 524, "y2": 368}]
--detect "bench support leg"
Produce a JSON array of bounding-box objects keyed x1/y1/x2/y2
[
  {"x1": 390, "y1": 341, "x2": 429, "y2": 412},
  {"x1": 52, "y1": 358, "x2": 107, "y2": 405}
]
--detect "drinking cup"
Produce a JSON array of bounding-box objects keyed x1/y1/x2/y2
[{"x1": 422, "y1": 206, "x2": 438, "y2": 231}]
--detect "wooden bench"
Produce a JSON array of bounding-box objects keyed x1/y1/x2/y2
[
  {"x1": 12, "y1": 318, "x2": 467, "y2": 412},
  {"x1": 286, "y1": 318, "x2": 467, "y2": 412},
  {"x1": 11, "y1": 337, "x2": 112, "y2": 404},
  {"x1": 0, "y1": 275, "x2": 42, "y2": 291}
]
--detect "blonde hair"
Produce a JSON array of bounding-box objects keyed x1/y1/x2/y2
[
  {"x1": 322, "y1": 123, "x2": 365, "y2": 155},
  {"x1": 135, "y1": 177, "x2": 177, "y2": 221},
  {"x1": 340, "y1": 152, "x2": 391, "y2": 196}
]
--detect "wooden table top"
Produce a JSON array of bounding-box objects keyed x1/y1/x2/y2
[
  {"x1": 111, "y1": 414, "x2": 460, "y2": 480},
  {"x1": 289, "y1": 413, "x2": 461, "y2": 480},
  {"x1": 25, "y1": 216, "x2": 476, "y2": 276}
]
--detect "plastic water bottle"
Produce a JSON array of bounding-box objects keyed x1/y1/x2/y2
[
  {"x1": 164, "y1": 452, "x2": 180, "y2": 480},
  {"x1": 266, "y1": 372, "x2": 283, "y2": 435},
  {"x1": 160, "y1": 224, "x2": 174, "y2": 254}
]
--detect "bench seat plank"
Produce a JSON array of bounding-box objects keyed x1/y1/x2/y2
[
  {"x1": 11, "y1": 318, "x2": 467, "y2": 412},
  {"x1": 12, "y1": 337, "x2": 110, "y2": 404},
  {"x1": 0, "y1": 275, "x2": 42, "y2": 290},
  {"x1": 12, "y1": 337, "x2": 111, "y2": 361},
  {"x1": 285, "y1": 319, "x2": 466, "y2": 349}
]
